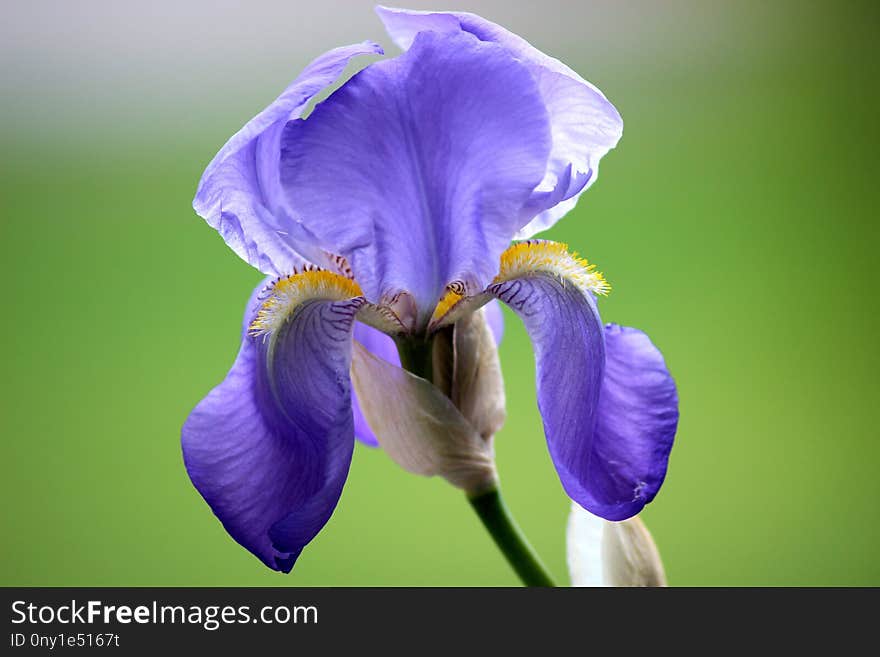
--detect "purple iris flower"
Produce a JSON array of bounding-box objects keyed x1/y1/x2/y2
[{"x1": 182, "y1": 6, "x2": 678, "y2": 573}]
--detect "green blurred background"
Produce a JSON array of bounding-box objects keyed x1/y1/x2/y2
[{"x1": 2, "y1": 0, "x2": 878, "y2": 586}]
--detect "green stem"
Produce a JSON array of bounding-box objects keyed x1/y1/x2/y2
[
  {"x1": 396, "y1": 335, "x2": 553, "y2": 586},
  {"x1": 395, "y1": 336, "x2": 434, "y2": 382},
  {"x1": 468, "y1": 488, "x2": 556, "y2": 587}
]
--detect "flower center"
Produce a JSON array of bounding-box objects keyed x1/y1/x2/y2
[
  {"x1": 428, "y1": 240, "x2": 610, "y2": 330},
  {"x1": 249, "y1": 241, "x2": 609, "y2": 340}
]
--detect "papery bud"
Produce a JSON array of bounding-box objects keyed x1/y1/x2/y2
[
  {"x1": 567, "y1": 501, "x2": 667, "y2": 587},
  {"x1": 448, "y1": 308, "x2": 506, "y2": 441},
  {"x1": 351, "y1": 338, "x2": 497, "y2": 495}
]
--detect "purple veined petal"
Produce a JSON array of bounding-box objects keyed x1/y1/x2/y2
[
  {"x1": 240, "y1": 276, "x2": 273, "y2": 338},
  {"x1": 181, "y1": 284, "x2": 363, "y2": 572},
  {"x1": 483, "y1": 298, "x2": 505, "y2": 345},
  {"x1": 193, "y1": 41, "x2": 383, "y2": 276},
  {"x1": 280, "y1": 30, "x2": 551, "y2": 326},
  {"x1": 375, "y1": 6, "x2": 623, "y2": 237},
  {"x1": 350, "y1": 395, "x2": 378, "y2": 448},
  {"x1": 489, "y1": 273, "x2": 605, "y2": 516},
  {"x1": 586, "y1": 324, "x2": 678, "y2": 519},
  {"x1": 490, "y1": 275, "x2": 677, "y2": 521},
  {"x1": 351, "y1": 322, "x2": 401, "y2": 447}
]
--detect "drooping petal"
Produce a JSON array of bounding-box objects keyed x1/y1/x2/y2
[
  {"x1": 353, "y1": 321, "x2": 400, "y2": 366},
  {"x1": 350, "y1": 342, "x2": 497, "y2": 495},
  {"x1": 375, "y1": 6, "x2": 623, "y2": 236},
  {"x1": 567, "y1": 501, "x2": 667, "y2": 587},
  {"x1": 351, "y1": 322, "x2": 400, "y2": 447},
  {"x1": 181, "y1": 283, "x2": 363, "y2": 572},
  {"x1": 350, "y1": 394, "x2": 377, "y2": 448},
  {"x1": 193, "y1": 41, "x2": 383, "y2": 275},
  {"x1": 489, "y1": 242, "x2": 676, "y2": 520},
  {"x1": 484, "y1": 298, "x2": 505, "y2": 345},
  {"x1": 489, "y1": 271, "x2": 606, "y2": 514},
  {"x1": 588, "y1": 324, "x2": 678, "y2": 518},
  {"x1": 280, "y1": 30, "x2": 552, "y2": 323}
]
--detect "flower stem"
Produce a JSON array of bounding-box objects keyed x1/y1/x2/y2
[
  {"x1": 395, "y1": 336, "x2": 435, "y2": 383},
  {"x1": 468, "y1": 487, "x2": 556, "y2": 587}
]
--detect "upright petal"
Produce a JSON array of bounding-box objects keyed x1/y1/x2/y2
[
  {"x1": 181, "y1": 283, "x2": 363, "y2": 572},
  {"x1": 193, "y1": 42, "x2": 383, "y2": 275},
  {"x1": 280, "y1": 30, "x2": 551, "y2": 324},
  {"x1": 375, "y1": 6, "x2": 623, "y2": 236},
  {"x1": 489, "y1": 241, "x2": 676, "y2": 520}
]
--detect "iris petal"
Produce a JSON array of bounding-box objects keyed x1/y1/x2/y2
[
  {"x1": 181, "y1": 284, "x2": 363, "y2": 571},
  {"x1": 483, "y1": 299, "x2": 505, "y2": 345},
  {"x1": 375, "y1": 6, "x2": 623, "y2": 237},
  {"x1": 516, "y1": 69, "x2": 620, "y2": 237},
  {"x1": 587, "y1": 324, "x2": 678, "y2": 519},
  {"x1": 490, "y1": 275, "x2": 676, "y2": 520},
  {"x1": 279, "y1": 30, "x2": 551, "y2": 322},
  {"x1": 193, "y1": 41, "x2": 383, "y2": 275},
  {"x1": 490, "y1": 272, "x2": 606, "y2": 515}
]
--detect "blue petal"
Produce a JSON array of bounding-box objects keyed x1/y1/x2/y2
[
  {"x1": 181, "y1": 285, "x2": 363, "y2": 571},
  {"x1": 484, "y1": 299, "x2": 505, "y2": 345},
  {"x1": 490, "y1": 277, "x2": 676, "y2": 520},
  {"x1": 587, "y1": 324, "x2": 678, "y2": 519},
  {"x1": 280, "y1": 30, "x2": 551, "y2": 324},
  {"x1": 376, "y1": 6, "x2": 623, "y2": 237},
  {"x1": 193, "y1": 42, "x2": 383, "y2": 275}
]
